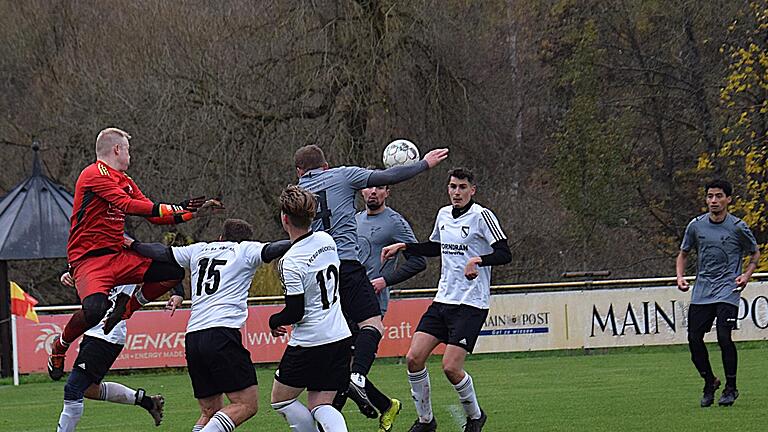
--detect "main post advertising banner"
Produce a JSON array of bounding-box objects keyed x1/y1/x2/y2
[
  {"x1": 475, "y1": 281, "x2": 768, "y2": 353},
  {"x1": 16, "y1": 282, "x2": 768, "y2": 372}
]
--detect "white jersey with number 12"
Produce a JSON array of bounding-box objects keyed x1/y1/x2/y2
[{"x1": 278, "y1": 231, "x2": 351, "y2": 347}]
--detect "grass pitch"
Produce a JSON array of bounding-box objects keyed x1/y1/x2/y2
[{"x1": 2, "y1": 343, "x2": 767, "y2": 431}]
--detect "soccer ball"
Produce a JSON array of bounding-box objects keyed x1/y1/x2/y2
[{"x1": 382, "y1": 139, "x2": 420, "y2": 168}]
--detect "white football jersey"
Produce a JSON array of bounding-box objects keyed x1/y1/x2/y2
[
  {"x1": 86, "y1": 284, "x2": 136, "y2": 345},
  {"x1": 429, "y1": 203, "x2": 506, "y2": 309},
  {"x1": 278, "y1": 231, "x2": 351, "y2": 347},
  {"x1": 172, "y1": 241, "x2": 265, "y2": 333}
]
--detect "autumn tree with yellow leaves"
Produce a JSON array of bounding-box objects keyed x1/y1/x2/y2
[{"x1": 711, "y1": 1, "x2": 768, "y2": 266}]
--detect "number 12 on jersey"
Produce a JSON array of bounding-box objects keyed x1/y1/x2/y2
[
  {"x1": 196, "y1": 258, "x2": 227, "y2": 296},
  {"x1": 316, "y1": 264, "x2": 339, "y2": 309}
]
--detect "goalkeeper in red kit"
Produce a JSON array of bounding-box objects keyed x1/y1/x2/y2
[{"x1": 49, "y1": 127, "x2": 220, "y2": 381}]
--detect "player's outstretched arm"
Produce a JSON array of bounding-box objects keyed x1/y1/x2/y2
[
  {"x1": 261, "y1": 240, "x2": 292, "y2": 263},
  {"x1": 366, "y1": 148, "x2": 449, "y2": 187},
  {"x1": 128, "y1": 240, "x2": 176, "y2": 264},
  {"x1": 89, "y1": 171, "x2": 206, "y2": 218},
  {"x1": 382, "y1": 250, "x2": 427, "y2": 286},
  {"x1": 145, "y1": 197, "x2": 223, "y2": 225}
]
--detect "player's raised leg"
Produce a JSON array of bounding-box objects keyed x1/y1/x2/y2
[{"x1": 49, "y1": 291, "x2": 113, "y2": 380}]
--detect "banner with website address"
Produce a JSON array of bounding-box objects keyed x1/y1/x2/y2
[
  {"x1": 15, "y1": 282, "x2": 768, "y2": 373},
  {"x1": 15, "y1": 298, "x2": 439, "y2": 374}
]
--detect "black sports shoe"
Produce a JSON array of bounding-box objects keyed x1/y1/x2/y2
[
  {"x1": 700, "y1": 377, "x2": 721, "y2": 407},
  {"x1": 464, "y1": 409, "x2": 487, "y2": 432},
  {"x1": 146, "y1": 394, "x2": 165, "y2": 426},
  {"x1": 407, "y1": 417, "x2": 437, "y2": 432},
  {"x1": 718, "y1": 386, "x2": 739, "y2": 406},
  {"x1": 103, "y1": 293, "x2": 131, "y2": 335},
  {"x1": 348, "y1": 379, "x2": 377, "y2": 418}
]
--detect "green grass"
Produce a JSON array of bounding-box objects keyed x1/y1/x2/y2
[{"x1": 2, "y1": 343, "x2": 768, "y2": 431}]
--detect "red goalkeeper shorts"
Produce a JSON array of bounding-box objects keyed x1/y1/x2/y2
[{"x1": 70, "y1": 249, "x2": 152, "y2": 300}]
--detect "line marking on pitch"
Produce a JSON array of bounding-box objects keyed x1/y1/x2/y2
[{"x1": 446, "y1": 404, "x2": 465, "y2": 430}]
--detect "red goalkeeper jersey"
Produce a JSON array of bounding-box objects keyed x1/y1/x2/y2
[{"x1": 67, "y1": 161, "x2": 172, "y2": 263}]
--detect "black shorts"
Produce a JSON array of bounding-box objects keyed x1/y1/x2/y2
[
  {"x1": 688, "y1": 302, "x2": 739, "y2": 334},
  {"x1": 73, "y1": 335, "x2": 123, "y2": 383},
  {"x1": 339, "y1": 260, "x2": 382, "y2": 324},
  {"x1": 416, "y1": 302, "x2": 488, "y2": 353},
  {"x1": 275, "y1": 337, "x2": 352, "y2": 392},
  {"x1": 185, "y1": 327, "x2": 257, "y2": 399}
]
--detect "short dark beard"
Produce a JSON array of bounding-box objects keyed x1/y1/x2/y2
[{"x1": 366, "y1": 201, "x2": 384, "y2": 211}]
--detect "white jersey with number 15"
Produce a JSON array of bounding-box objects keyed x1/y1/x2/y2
[{"x1": 172, "y1": 241, "x2": 266, "y2": 333}]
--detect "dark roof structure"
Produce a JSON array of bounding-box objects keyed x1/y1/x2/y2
[{"x1": 0, "y1": 146, "x2": 73, "y2": 260}]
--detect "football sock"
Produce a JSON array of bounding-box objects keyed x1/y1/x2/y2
[
  {"x1": 61, "y1": 311, "x2": 90, "y2": 347},
  {"x1": 272, "y1": 399, "x2": 319, "y2": 432},
  {"x1": 98, "y1": 382, "x2": 136, "y2": 405},
  {"x1": 56, "y1": 399, "x2": 84, "y2": 432},
  {"x1": 717, "y1": 326, "x2": 738, "y2": 388},
  {"x1": 350, "y1": 326, "x2": 381, "y2": 376},
  {"x1": 124, "y1": 280, "x2": 179, "y2": 318},
  {"x1": 311, "y1": 405, "x2": 348, "y2": 432},
  {"x1": 200, "y1": 411, "x2": 236, "y2": 432},
  {"x1": 453, "y1": 372, "x2": 481, "y2": 420},
  {"x1": 365, "y1": 379, "x2": 391, "y2": 413},
  {"x1": 408, "y1": 368, "x2": 433, "y2": 423},
  {"x1": 688, "y1": 331, "x2": 715, "y2": 383},
  {"x1": 192, "y1": 426, "x2": 204, "y2": 432}
]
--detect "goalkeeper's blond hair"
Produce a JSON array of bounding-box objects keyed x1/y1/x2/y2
[{"x1": 95, "y1": 127, "x2": 131, "y2": 158}]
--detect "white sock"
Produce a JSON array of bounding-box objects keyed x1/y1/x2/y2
[
  {"x1": 99, "y1": 382, "x2": 137, "y2": 405},
  {"x1": 271, "y1": 399, "x2": 319, "y2": 432},
  {"x1": 57, "y1": 399, "x2": 84, "y2": 432},
  {"x1": 408, "y1": 368, "x2": 433, "y2": 423},
  {"x1": 453, "y1": 372, "x2": 481, "y2": 419},
  {"x1": 311, "y1": 405, "x2": 347, "y2": 432},
  {"x1": 192, "y1": 425, "x2": 204, "y2": 432},
  {"x1": 200, "y1": 411, "x2": 236, "y2": 432}
]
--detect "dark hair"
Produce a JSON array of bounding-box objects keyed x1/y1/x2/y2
[
  {"x1": 222, "y1": 219, "x2": 253, "y2": 242},
  {"x1": 280, "y1": 185, "x2": 317, "y2": 229},
  {"x1": 705, "y1": 179, "x2": 732, "y2": 197},
  {"x1": 294, "y1": 145, "x2": 327, "y2": 171},
  {"x1": 448, "y1": 167, "x2": 475, "y2": 185}
]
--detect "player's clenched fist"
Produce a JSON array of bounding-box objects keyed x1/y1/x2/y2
[{"x1": 381, "y1": 243, "x2": 406, "y2": 263}]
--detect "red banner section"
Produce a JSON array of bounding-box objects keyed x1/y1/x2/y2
[{"x1": 16, "y1": 298, "x2": 439, "y2": 374}]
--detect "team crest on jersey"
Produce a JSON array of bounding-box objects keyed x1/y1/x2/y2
[{"x1": 461, "y1": 226, "x2": 470, "y2": 238}]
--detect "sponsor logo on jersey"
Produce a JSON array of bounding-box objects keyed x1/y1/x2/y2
[{"x1": 97, "y1": 163, "x2": 110, "y2": 176}]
